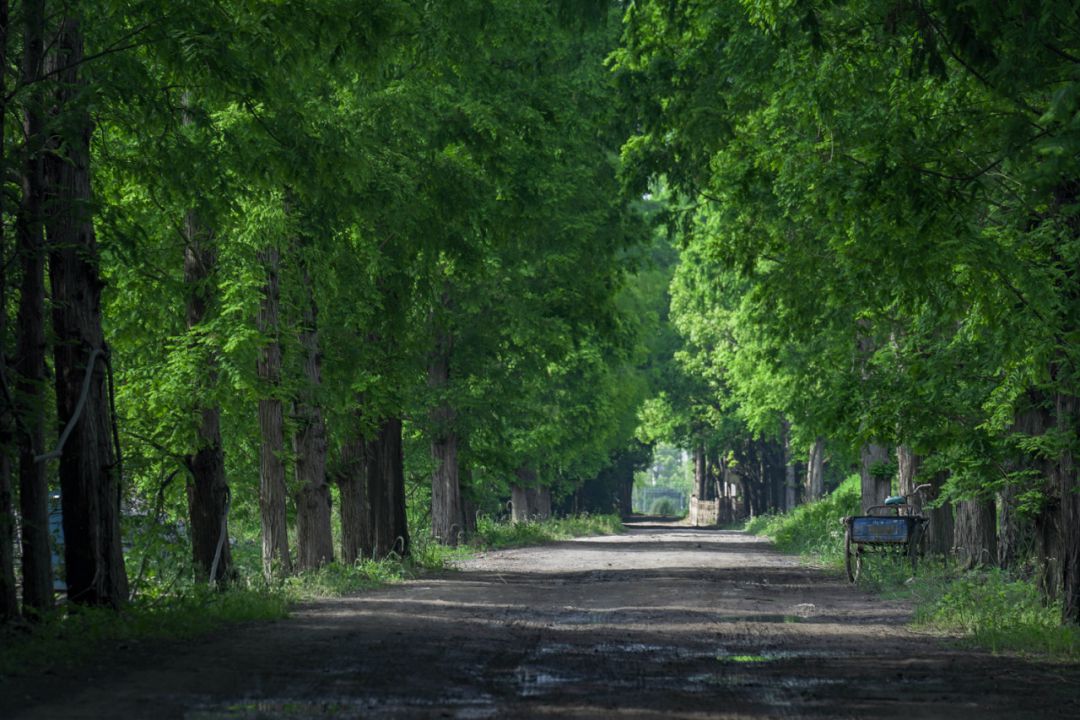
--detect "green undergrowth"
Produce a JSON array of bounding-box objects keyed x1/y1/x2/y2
[
  {"x1": 0, "y1": 586, "x2": 287, "y2": 677},
  {"x1": 744, "y1": 474, "x2": 860, "y2": 565},
  {"x1": 1, "y1": 514, "x2": 617, "y2": 676},
  {"x1": 744, "y1": 478, "x2": 1079, "y2": 660},
  {"x1": 470, "y1": 513, "x2": 623, "y2": 549}
]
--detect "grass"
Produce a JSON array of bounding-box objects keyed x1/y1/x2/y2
[
  {"x1": 1, "y1": 513, "x2": 619, "y2": 676},
  {"x1": 743, "y1": 476, "x2": 1080, "y2": 660},
  {"x1": 470, "y1": 513, "x2": 623, "y2": 549},
  {"x1": 744, "y1": 474, "x2": 860, "y2": 565},
  {"x1": 0, "y1": 585, "x2": 288, "y2": 676}
]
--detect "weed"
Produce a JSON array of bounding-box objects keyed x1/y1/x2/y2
[
  {"x1": 471, "y1": 513, "x2": 623, "y2": 549},
  {"x1": 0, "y1": 586, "x2": 287, "y2": 677},
  {"x1": 743, "y1": 476, "x2": 1079, "y2": 659}
]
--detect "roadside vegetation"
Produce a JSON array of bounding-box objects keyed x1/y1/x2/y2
[
  {"x1": 0, "y1": 513, "x2": 617, "y2": 677},
  {"x1": 471, "y1": 514, "x2": 623, "y2": 550},
  {"x1": 745, "y1": 481, "x2": 1080, "y2": 660}
]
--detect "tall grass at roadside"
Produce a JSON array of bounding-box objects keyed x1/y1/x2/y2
[
  {"x1": 1, "y1": 513, "x2": 618, "y2": 676},
  {"x1": 742, "y1": 476, "x2": 1078, "y2": 659},
  {"x1": 0, "y1": 585, "x2": 287, "y2": 676},
  {"x1": 744, "y1": 475, "x2": 860, "y2": 565},
  {"x1": 471, "y1": 513, "x2": 623, "y2": 549}
]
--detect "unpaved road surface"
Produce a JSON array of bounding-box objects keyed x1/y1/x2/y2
[{"x1": 3, "y1": 522, "x2": 1079, "y2": 718}]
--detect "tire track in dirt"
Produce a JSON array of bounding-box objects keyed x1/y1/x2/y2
[{"x1": 2, "y1": 522, "x2": 1078, "y2": 718}]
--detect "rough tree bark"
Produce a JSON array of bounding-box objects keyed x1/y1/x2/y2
[
  {"x1": 365, "y1": 417, "x2": 409, "y2": 559},
  {"x1": 511, "y1": 467, "x2": 534, "y2": 523},
  {"x1": 693, "y1": 443, "x2": 706, "y2": 501},
  {"x1": 806, "y1": 437, "x2": 825, "y2": 501},
  {"x1": 256, "y1": 246, "x2": 291, "y2": 578},
  {"x1": 955, "y1": 498, "x2": 997, "y2": 569},
  {"x1": 44, "y1": 17, "x2": 128, "y2": 607},
  {"x1": 923, "y1": 471, "x2": 954, "y2": 560},
  {"x1": 429, "y1": 320, "x2": 462, "y2": 545},
  {"x1": 781, "y1": 420, "x2": 796, "y2": 511},
  {"x1": 14, "y1": 0, "x2": 50, "y2": 616},
  {"x1": 0, "y1": 0, "x2": 16, "y2": 621},
  {"x1": 334, "y1": 407, "x2": 371, "y2": 564},
  {"x1": 859, "y1": 444, "x2": 892, "y2": 513},
  {"x1": 1053, "y1": 390, "x2": 1079, "y2": 624},
  {"x1": 896, "y1": 446, "x2": 920, "y2": 506},
  {"x1": 291, "y1": 226, "x2": 333, "y2": 570},
  {"x1": 374, "y1": 417, "x2": 409, "y2": 558},
  {"x1": 182, "y1": 206, "x2": 232, "y2": 584}
]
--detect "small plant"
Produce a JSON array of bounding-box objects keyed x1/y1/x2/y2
[
  {"x1": 743, "y1": 474, "x2": 861, "y2": 564},
  {"x1": 0, "y1": 586, "x2": 288, "y2": 677},
  {"x1": 744, "y1": 477, "x2": 1079, "y2": 659},
  {"x1": 471, "y1": 513, "x2": 623, "y2": 550}
]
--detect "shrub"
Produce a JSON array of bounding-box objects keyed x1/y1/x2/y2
[
  {"x1": 649, "y1": 498, "x2": 678, "y2": 516},
  {"x1": 743, "y1": 474, "x2": 860, "y2": 563},
  {"x1": 471, "y1": 513, "x2": 623, "y2": 549}
]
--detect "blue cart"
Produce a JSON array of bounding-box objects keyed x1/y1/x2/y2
[{"x1": 841, "y1": 485, "x2": 930, "y2": 583}]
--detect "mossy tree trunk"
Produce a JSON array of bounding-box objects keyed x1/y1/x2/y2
[
  {"x1": 13, "y1": 0, "x2": 50, "y2": 616},
  {"x1": 45, "y1": 17, "x2": 127, "y2": 607}
]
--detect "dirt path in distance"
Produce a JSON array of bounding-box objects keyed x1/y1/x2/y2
[{"x1": 2, "y1": 521, "x2": 1078, "y2": 718}]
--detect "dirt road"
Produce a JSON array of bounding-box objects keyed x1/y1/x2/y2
[{"x1": 3, "y1": 522, "x2": 1079, "y2": 718}]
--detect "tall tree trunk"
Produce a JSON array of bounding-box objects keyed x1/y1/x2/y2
[
  {"x1": 374, "y1": 416, "x2": 409, "y2": 558},
  {"x1": 693, "y1": 443, "x2": 706, "y2": 500},
  {"x1": 997, "y1": 483, "x2": 1030, "y2": 571},
  {"x1": 429, "y1": 322, "x2": 462, "y2": 545},
  {"x1": 806, "y1": 437, "x2": 825, "y2": 501},
  {"x1": 334, "y1": 408, "x2": 370, "y2": 564},
  {"x1": 0, "y1": 0, "x2": 17, "y2": 622},
  {"x1": 44, "y1": 18, "x2": 127, "y2": 607},
  {"x1": 924, "y1": 471, "x2": 954, "y2": 560},
  {"x1": 896, "y1": 446, "x2": 920, "y2": 507},
  {"x1": 256, "y1": 246, "x2": 291, "y2": 578},
  {"x1": 291, "y1": 231, "x2": 333, "y2": 570},
  {"x1": 511, "y1": 467, "x2": 533, "y2": 523},
  {"x1": 859, "y1": 443, "x2": 891, "y2": 512},
  {"x1": 510, "y1": 484, "x2": 528, "y2": 522},
  {"x1": 955, "y1": 498, "x2": 997, "y2": 569},
  {"x1": 182, "y1": 207, "x2": 231, "y2": 584},
  {"x1": 1053, "y1": 390, "x2": 1079, "y2": 624},
  {"x1": 366, "y1": 416, "x2": 408, "y2": 558},
  {"x1": 781, "y1": 420, "x2": 796, "y2": 511},
  {"x1": 0, "y1": 417, "x2": 13, "y2": 622},
  {"x1": 13, "y1": 0, "x2": 50, "y2": 616},
  {"x1": 533, "y1": 486, "x2": 552, "y2": 521}
]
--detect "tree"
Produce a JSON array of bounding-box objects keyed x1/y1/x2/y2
[{"x1": 47, "y1": 14, "x2": 128, "y2": 608}]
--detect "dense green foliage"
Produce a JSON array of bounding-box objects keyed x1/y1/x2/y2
[{"x1": 616, "y1": 0, "x2": 1080, "y2": 624}]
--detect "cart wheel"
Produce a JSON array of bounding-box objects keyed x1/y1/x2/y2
[{"x1": 844, "y1": 525, "x2": 859, "y2": 583}]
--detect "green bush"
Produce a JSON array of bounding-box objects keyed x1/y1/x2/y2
[
  {"x1": 743, "y1": 474, "x2": 860, "y2": 564},
  {"x1": 912, "y1": 569, "x2": 1080, "y2": 658},
  {"x1": 0, "y1": 586, "x2": 287, "y2": 676},
  {"x1": 649, "y1": 498, "x2": 678, "y2": 516}
]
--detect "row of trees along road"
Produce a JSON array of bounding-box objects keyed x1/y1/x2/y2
[
  {"x1": 0, "y1": 0, "x2": 671, "y2": 622},
  {"x1": 615, "y1": 1, "x2": 1080, "y2": 625}
]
